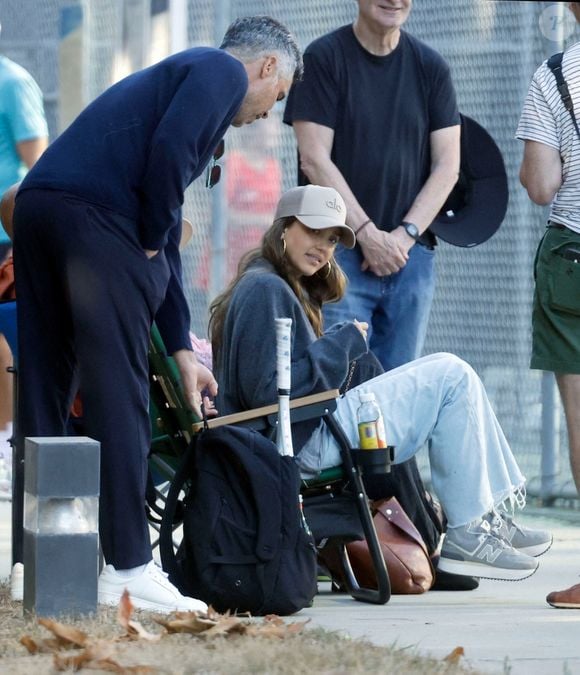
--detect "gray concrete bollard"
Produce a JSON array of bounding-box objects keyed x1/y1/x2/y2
[{"x1": 23, "y1": 437, "x2": 100, "y2": 617}]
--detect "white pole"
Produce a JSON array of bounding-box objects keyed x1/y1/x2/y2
[{"x1": 169, "y1": 0, "x2": 187, "y2": 53}]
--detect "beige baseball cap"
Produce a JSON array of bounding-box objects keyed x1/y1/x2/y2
[{"x1": 274, "y1": 185, "x2": 356, "y2": 249}]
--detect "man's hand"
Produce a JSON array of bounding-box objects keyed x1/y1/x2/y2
[
  {"x1": 144, "y1": 249, "x2": 159, "y2": 259},
  {"x1": 358, "y1": 224, "x2": 413, "y2": 276},
  {"x1": 173, "y1": 348, "x2": 219, "y2": 418}
]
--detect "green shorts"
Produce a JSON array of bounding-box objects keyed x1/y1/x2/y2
[{"x1": 532, "y1": 225, "x2": 580, "y2": 374}]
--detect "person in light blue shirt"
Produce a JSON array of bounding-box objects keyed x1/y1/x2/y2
[
  {"x1": 0, "y1": 28, "x2": 48, "y2": 254},
  {"x1": 0, "y1": 22, "x2": 47, "y2": 502}
]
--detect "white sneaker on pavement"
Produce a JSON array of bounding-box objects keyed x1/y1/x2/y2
[
  {"x1": 10, "y1": 562, "x2": 23, "y2": 601},
  {"x1": 98, "y1": 560, "x2": 207, "y2": 614}
]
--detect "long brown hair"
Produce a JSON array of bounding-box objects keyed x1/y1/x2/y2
[{"x1": 209, "y1": 216, "x2": 348, "y2": 363}]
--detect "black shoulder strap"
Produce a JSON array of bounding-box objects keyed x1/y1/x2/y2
[{"x1": 547, "y1": 51, "x2": 580, "y2": 140}]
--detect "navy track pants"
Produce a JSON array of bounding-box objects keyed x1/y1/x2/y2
[{"x1": 13, "y1": 188, "x2": 170, "y2": 569}]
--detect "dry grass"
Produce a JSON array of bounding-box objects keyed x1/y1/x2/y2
[{"x1": 0, "y1": 582, "x2": 481, "y2": 675}]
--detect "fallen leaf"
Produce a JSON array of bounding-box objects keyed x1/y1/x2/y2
[
  {"x1": 204, "y1": 606, "x2": 250, "y2": 620},
  {"x1": 200, "y1": 616, "x2": 246, "y2": 638},
  {"x1": 20, "y1": 634, "x2": 67, "y2": 654},
  {"x1": 19, "y1": 635, "x2": 39, "y2": 655},
  {"x1": 206, "y1": 606, "x2": 223, "y2": 620},
  {"x1": 117, "y1": 590, "x2": 134, "y2": 631},
  {"x1": 123, "y1": 621, "x2": 161, "y2": 642},
  {"x1": 443, "y1": 646, "x2": 465, "y2": 664},
  {"x1": 263, "y1": 615, "x2": 285, "y2": 627},
  {"x1": 52, "y1": 640, "x2": 155, "y2": 673},
  {"x1": 53, "y1": 652, "x2": 123, "y2": 672},
  {"x1": 156, "y1": 614, "x2": 219, "y2": 634},
  {"x1": 20, "y1": 635, "x2": 55, "y2": 654},
  {"x1": 115, "y1": 590, "x2": 161, "y2": 642},
  {"x1": 53, "y1": 640, "x2": 117, "y2": 671},
  {"x1": 285, "y1": 620, "x2": 310, "y2": 635},
  {"x1": 245, "y1": 624, "x2": 282, "y2": 639},
  {"x1": 246, "y1": 618, "x2": 309, "y2": 640},
  {"x1": 38, "y1": 617, "x2": 88, "y2": 648}
]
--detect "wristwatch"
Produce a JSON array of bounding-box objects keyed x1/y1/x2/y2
[{"x1": 402, "y1": 221, "x2": 420, "y2": 241}]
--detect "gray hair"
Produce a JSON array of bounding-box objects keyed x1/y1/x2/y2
[{"x1": 220, "y1": 16, "x2": 303, "y2": 83}]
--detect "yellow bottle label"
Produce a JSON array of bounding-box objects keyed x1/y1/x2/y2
[{"x1": 358, "y1": 421, "x2": 387, "y2": 450}]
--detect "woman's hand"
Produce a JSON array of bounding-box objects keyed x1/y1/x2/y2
[{"x1": 353, "y1": 319, "x2": 368, "y2": 340}]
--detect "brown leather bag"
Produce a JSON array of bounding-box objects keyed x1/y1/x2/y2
[{"x1": 346, "y1": 496, "x2": 435, "y2": 594}]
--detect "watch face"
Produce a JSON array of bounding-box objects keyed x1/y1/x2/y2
[{"x1": 404, "y1": 223, "x2": 419, "y2": 239}]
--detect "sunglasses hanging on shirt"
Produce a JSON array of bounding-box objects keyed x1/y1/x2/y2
[{"x1": 205, "y1": 138, "x2": 225, "y2": 189}]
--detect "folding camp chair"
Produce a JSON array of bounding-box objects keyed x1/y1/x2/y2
[{"x1": 148, "y1": 324, "x2": 391, "y2": 605}]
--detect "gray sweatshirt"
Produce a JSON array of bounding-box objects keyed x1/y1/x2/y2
[{"x1": 215, "y1": 259, "x2": 368, "y2": 451}]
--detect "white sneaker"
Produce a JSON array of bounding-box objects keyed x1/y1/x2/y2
[
  {"x1": 98, "y1": 560, "x2": 207, "y2": 614},
  {"x1": 10, "y1": 562, "x2": 23, "y2": 601}
]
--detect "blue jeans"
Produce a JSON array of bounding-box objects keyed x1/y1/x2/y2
[
  {"x1": 323, "y1": 243, "x2": 436, "y2": 371},
  {"x1": 298, "y1": 353, "x2": 526, "y2": 528}
]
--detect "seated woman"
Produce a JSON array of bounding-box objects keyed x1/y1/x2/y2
[{"x1": 209, "y1": 185, "x2": 552, "y2": 582}]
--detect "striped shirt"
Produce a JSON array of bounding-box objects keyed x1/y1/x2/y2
[{"x1": 516, "y1": 41, "x2": 580, "y2": 233}]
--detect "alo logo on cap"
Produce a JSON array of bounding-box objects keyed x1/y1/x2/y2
[{"x1": 325, "y1": 198, "x2": 342, "y2": 213}]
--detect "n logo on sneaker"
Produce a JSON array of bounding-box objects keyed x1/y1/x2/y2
[{"x1": 477, "y1": 543, "x2": 502, "y2": 564}]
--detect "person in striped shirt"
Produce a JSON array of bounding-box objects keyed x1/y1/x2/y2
[{"x1": 517, "y1": 1, "x2": 580, "y2": 610}]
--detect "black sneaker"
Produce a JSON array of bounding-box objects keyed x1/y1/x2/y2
[{"x1": 431, "y1": 564, "x2": 479, "y2": 591}]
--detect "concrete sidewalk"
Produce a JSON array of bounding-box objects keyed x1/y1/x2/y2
[{"x1": 1, "y1": 500, "x2": 580, "y2": 674}]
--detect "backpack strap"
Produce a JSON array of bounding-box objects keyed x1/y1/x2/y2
[{"x1": 547, "y1": 51, "x2": 580, "y2": 140}]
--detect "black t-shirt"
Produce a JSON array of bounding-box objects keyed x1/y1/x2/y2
[{"x1": 284, "y1": 26, "x2": 460, "y2": 244}]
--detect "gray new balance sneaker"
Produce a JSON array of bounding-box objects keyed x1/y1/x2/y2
[
  {"x1": 438, "y1": 519, "x2": 539, "y2": 581},
  {"x1": 486, "y1": 510, "x2": 553, "y2": 557}
]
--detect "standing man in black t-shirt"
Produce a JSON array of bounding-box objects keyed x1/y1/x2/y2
[{"x1": 284, "y1": 0, "x2": 460, "y2": 372}]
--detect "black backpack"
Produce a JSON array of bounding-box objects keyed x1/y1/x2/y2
[{"x1": 160, "y1": 425, "x2": 318, "y2": 616}]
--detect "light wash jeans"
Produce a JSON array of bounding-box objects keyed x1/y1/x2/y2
[{"x1": 297, "y1": 352, "x2": 525, "y2": 528}]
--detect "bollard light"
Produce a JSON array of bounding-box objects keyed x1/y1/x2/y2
[{"x1": 23, "y1": 437, "x2": 100, "y2": 617}]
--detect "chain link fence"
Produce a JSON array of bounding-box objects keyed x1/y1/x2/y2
[{"x1": 1, "y1": 0, "x2": 577, "y2": 500}]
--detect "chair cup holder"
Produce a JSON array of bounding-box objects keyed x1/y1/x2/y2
[{"x1": 350, "y1": 446, "x2": 394, "y2": 476}]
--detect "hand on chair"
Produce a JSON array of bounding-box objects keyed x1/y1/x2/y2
[
  {"x1": 200, "y1": 395, "x2": 218, "y2": 418},
  {"x1": 173, "y1": 349, "x2": 219, "y2": 418}
]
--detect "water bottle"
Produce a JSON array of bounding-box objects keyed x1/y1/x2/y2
[{"x1": 357, "y1": 391, "x2": 387, "y2": 449}]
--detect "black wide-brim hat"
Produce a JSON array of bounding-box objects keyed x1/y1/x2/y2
[{"x1": 430, "y1": 114, "x2": 508, "y2": 248}]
